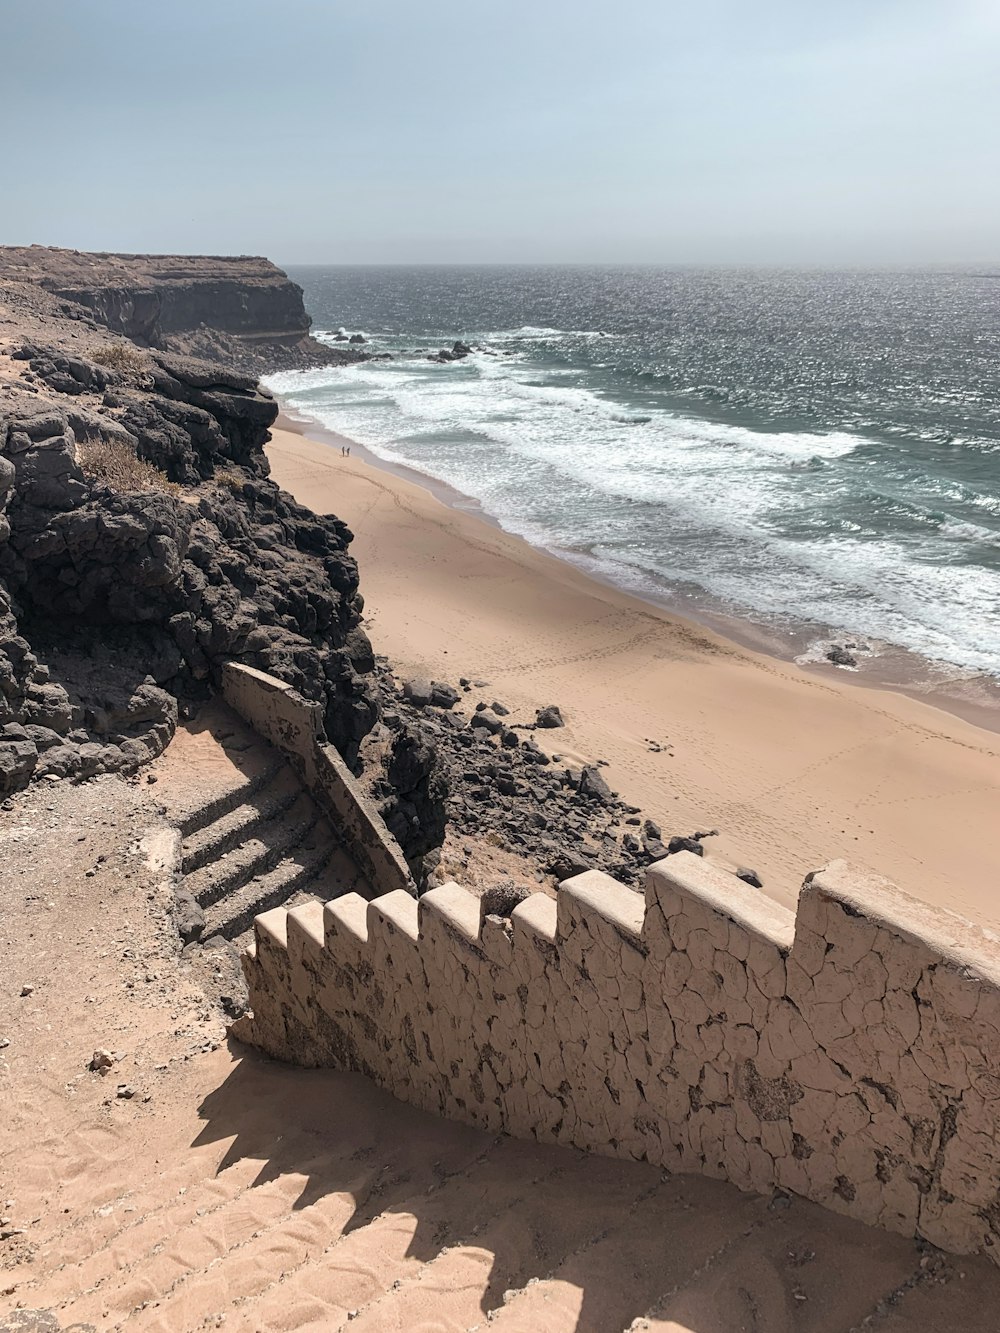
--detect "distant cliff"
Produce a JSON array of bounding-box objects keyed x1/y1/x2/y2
[{"x1": 0, "y1": 246, "x2": 360, "y2": 372}]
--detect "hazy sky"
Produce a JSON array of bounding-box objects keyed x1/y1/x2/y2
[{"x1": 5, "y1": 0, "x2": 1000, "y2": 264}]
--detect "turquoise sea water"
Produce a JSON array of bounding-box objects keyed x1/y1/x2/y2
[{"x1": 266, "y1": 265, "x2": 1000, "y2": 685}]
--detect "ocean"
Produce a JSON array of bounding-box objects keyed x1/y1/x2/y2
[{"x1": 266, "y1": 264, "x2": 1000, "y2": 696}]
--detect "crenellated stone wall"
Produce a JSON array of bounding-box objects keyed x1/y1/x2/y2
[{"x1": 236, "y1": 849, "x2": 1000, "y2": 1261}]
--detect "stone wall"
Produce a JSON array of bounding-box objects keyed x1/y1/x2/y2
[
  {"x1": 220, "y1": 662, "x2": 413, "y2": 899},
  {"x1": 236, "y1": 846, "x2": 1000, "y2": 1261}
]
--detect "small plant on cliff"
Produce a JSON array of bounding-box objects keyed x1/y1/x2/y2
[
  {"x1": 77, "y1": 436, "x2": 181, "y2": 496},
  {"x1": 212, "y1": 468, "x2": 246, "y2": 495},
  {"x1": 91, "y1": 342, "x2": 149, "y2": 374}
]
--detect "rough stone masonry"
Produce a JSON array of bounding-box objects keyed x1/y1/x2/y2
[{"x1": 238, "y1": 844, "x2": 1000, "y2": 1264}]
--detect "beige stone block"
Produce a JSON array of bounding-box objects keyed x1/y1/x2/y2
[
  {"x1": 673, "y1": 1042, "x2": 704, "y2": 1087},
  {"x1": 645, "y1": 1000, "x2": 675, "y2": 1057},
  {"x1": 255, "y1": 905, "x2": 289, "y2": 950},
  {"x1": 771, "y1": 999, "x2": 815, "y2": 1062},
  {"x1": 790, "y1": 923, "x2": 827, "y2": 978},
  {"x1": 825, "y1": 905, "x2": 879, "y2": 970},
  {"x1": 662, "y1": 949, "x2": 693, "y2": 997},
  {"x1": 687, "y1": 966, "x2": 725, "y2": 1012},
  {"x1": 686, "y1": 926, "x2": 718, "y2": 973},
  {"x1": 875, "y1": 928, "x2": 926, "y2": 992},
  {"x1": 511, "y1": 892, "x2": 557, "y2": 954},
  {"x1": 727, "y1": 921, "x2": 752, "y2": 962},
  {"x1": 713, "y1": 948, "x2": 749, "y2": 1001},
  {"x1": 748, "y1": 943, "x2": 787, "y2": 999},
  {"x1": 830, "y1": 1093, "x2": 872, "y2": 1139},
  {"x1": 863, "y1": 999, "x2": 885, "y2": 1027},
  {"x1": 419, "y1": 880, "x2": 482, "y2": 950},
  {"x1": 670, "y1": 987, "x2": 710, "y2": 1027},
  {"x1": 701, "y1": 1063, "x2": 729, "y2": 1105},
  {"x1": 808, "y1": 964, "x2": 855, "y2": 1005},
  {"x1": 784, "y1": 956, "x2": 814, "y2": 1008},
  {"x1": 909, "y1": 1034, "x2": 970, "y2": 1092},
  {"x1": 941, "y1": 1132, "x2": 1000, "y2": 1208},
  {"x1": 929, "y1": 965, "x2": 985, "y2": 1020},
  {"x1": 698, "y1": 1020, "x2": 725, "y2": 1062},
  {"x1": 919, "y1": 1194, "x2": 987, "y2": 1256},
  {"x1": 323, "y1": 892, "x2": 369, "y2": 948},
  {"x1": 855, "y1": 950, "x2": 889, "y2": 998},
  {"x1": 776, "y1": 1155, "x2": 812, "y2": 1198},
  {"x1": 789, "y1": 1087, "x2": 838, "y2": 1142},
  {"x1": 747, "y1": 1139, "x2": 777, "y2": 1193},
  {"x1": 808, "y1": 999, "x2": 855, "y2": 1045},
  {"x1": 879, "y1": 1170, "x2": 920, "y2": 1234},
  {"x1": 760, "y1": 1118, "x2": 792, "y2": 1159},
  {"x1": 724, "y1": 1023, "x2": 759, "y2": 1062},
  {"x1": 753, "y1": 1032, "x2": 789, "y2": 1081}
]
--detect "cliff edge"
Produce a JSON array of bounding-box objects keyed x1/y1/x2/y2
[{"x1": 0, "y1": 245, "x2": 364, "y2": 372}]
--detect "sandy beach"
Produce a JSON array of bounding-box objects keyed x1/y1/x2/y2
[{"x1": 266, "y1": 417, "x2": 1000, "y2": 928}]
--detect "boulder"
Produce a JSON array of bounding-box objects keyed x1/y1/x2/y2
[
  {"x1": 0, "y1": 739, "x2": 37, "y2": 792},
  {"x1": 402, "y1": 678, "x2": 434, "y2": 707},
  {"x1": 430, "y1": 681, "x2": 460, "y2": 709},
  {"x1": 34, "y1": 744, "x2": 81, "y2": 779},
  {"x1": 579, "y1": 765, "x2": 613, "y2": 804},
  {"x1": 469, "y1": 708, "x2": 504, "y2": 735},
  {"x1": 826, "y1": 646, "x2": 857, "y2": 667},
  {"x1": 736, "y1": 867, "x2": 763, "y2": 888},
  {"x1": 535, "y1": 704, "x2": 564, "y2": 728},
  {"x1": 175, "y1": 890, "x2": 206, "y2": 944},
  {"x1": 667, "y1": 835, "x2": 704, "y2": 857}
]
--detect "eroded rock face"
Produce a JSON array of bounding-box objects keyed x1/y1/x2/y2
[
  {"x1": 0, "y1": 246, "x2": 368, "y2": 372},
  {"x1": 0, "y1": 350, "x2": 383, "y2": 788}
]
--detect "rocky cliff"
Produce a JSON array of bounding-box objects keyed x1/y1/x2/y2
[
  {"x1": 0, "y1": 246, "x2": 362, "y2": 372},
  {"x1": 0, "y1": 250, "x2": 443, "y2": 878}
]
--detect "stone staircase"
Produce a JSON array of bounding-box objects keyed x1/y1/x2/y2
[
  {"x1": 177, "y1": 759, "x2": 359, "y2": 947},
  {"x1": 5, "y1": 710, "x2": 1000, "y2": 1333},
  {"x1": 161, "y1": 704, "x2": 369, "y2": 949},
  {"x1": 10, "y1": 1051, "x2": 1000, "y2": 1333}
]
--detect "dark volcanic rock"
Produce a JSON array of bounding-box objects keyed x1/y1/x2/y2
[
  {"x1": 535, "y1": 704, "x2": 564, "y2": 728},
  {"x1": 381, "y1": 723, "x2": 449, "y2": 878},
  {"x1": 826, "y1": 645, "x2": 858, "y2": 667},
  {"x1": 579, "y1": 764, "x2": 614, "y2": 804},
  {"x1": 667, "y1": 835, "x2": 705, "y2": 857}
]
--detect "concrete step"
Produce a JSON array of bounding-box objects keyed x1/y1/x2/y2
[
  {"x1": 635, "y1": 1195, "x2": 929, "y2": 1333},
  {"x1": 63, "y1": 1087, "x2": 492, "y2": 1332},
  {"x1": 483, "y1": 1174, "x2": 761, "y2": 1333},
  {"x1": 339, "y1": 1152, "x2": 659, "y2": 1333},
  {"x1": 201, "y1": 841, "x2": 340, "y2": 941},
  {"x1": 176, "y1": 756, "x2": 285, "y2": 839},
  {"x1": 183, "y1": 792, "x2": 321, "y2": 909},
  {"x1": 180, "y1": 767, "x2": 302, "y2": 874}
]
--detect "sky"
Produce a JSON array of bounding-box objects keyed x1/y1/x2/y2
[{"x1": 4, "y1": 0, "x2": 1000, "y2": 265}]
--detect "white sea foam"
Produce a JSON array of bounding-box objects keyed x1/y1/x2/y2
[
  {"x1": 938, "y1": 519, "x2": 1000, "y2": 544},
  {"x1": 263, "y1": 348, "x2": 1000, "y2": 679}
]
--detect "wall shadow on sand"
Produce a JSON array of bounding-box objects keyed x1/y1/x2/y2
[{"x1": 189, "y1": 1044, "x2": 1000, "y2": 1332}]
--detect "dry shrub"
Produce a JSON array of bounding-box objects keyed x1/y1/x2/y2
[
  {"x1": 91, "y1": 342, "x2": 148, "y2": 374},
  {"x1": 78, "y1": 436, "x2": 181, "y2": 496},
  {"x1": 212, "y1": 468, "x2": 245, "y2": 494}
]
